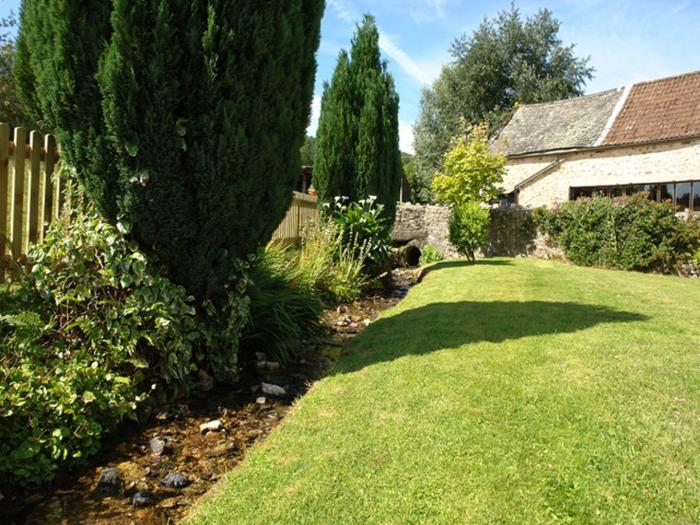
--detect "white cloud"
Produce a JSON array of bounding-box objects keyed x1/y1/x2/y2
[
  {"x1": 307, "y1": 95, "x2": 322, "y2": 137},
  {"x1": 399, "y1": 120, "x2": 415, "y2": 154},
  {"x1": 379, "y1": 32, "x2": 432, "y2": 85},
  {"x1": 328, "y1": 0, "x2": 431, "y2": 86},
  {"x1": 327, "y1": 0, "x2": 356, "y2": 23}
]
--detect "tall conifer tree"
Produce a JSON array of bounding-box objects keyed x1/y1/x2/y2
[
  {"x1": 314, "y1": 14, "x2": 402, "y2": 226},
  {"x1": 15, "y1": 0, "x2": 324, "y2": 299}
]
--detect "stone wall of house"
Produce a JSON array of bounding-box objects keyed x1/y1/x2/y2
[
  {"x1": 505, "y1": 138, "x2": 700, "y2": 208},
  {"x1": 392, "y1": 203, "x2": 460, "y2": 259}
]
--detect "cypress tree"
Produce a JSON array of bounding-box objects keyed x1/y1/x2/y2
[
  {"x1": 15, "y1": 0, "x2": 324, "y2": 299},
  {"x1": 313, "y1": 14, "x2": 402, "y2": 226}
]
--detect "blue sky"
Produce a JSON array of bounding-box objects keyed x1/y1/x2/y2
[{"x1": 2, "y1": 0, "x2": 700, "y2": 153}]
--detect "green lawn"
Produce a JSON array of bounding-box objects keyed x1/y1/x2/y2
[{"x1": 187, "y1": 259, "x2": 700, "y2": 524}]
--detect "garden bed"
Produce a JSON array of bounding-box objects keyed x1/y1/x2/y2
[{"x1": 4, "y1": 271, "x2": 415, "y2": 525}]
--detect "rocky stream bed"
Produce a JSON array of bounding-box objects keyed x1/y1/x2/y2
[{"x1": 3, "y1": 270, "x2": 416, "y2": 525}]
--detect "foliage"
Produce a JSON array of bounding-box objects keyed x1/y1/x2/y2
[
  {"x1": 431, "y1": 124, "x2": 506, "y2": 207},
  {"x1": 313, "y1": 14, "x2": 402, "y2": 228},
  {"x1": 449, "y1": 202, "x2": 490, "y2": 261},
  {"x1": 297, "y1": 221, "x2": 371, "y2": 303},
  {"x1": 419, "y1": 245, "x2": 444, "y2": 266},
  {"x1": 0, "y1": 12, "x2": 35, "y2": 128},
  {"x1": 413, "y1": 4, "x2": 593, "y2": 195},
  {"x1": 300, "y1": 135, "x2": 316, "y2": 166},
  {"x1": 0, "y1": 210, "x2": 205, "y2": 487},
  {"x1": 328, "y1": 196, "x2": 391, "y2": 272},
  {"x1": 534, "y1": 195, "x2": 700, "y2": 273},
  {"x1": 402, "y1": 152, "x2": 432, "y2": 204},
  {"x1": 694, "y1": 248, "x2": 700, "y2": 266},
  {"x1": 15, "y1": 1, "x2": 324, "y2": 299},
  {"x1": 242, "y1": 243, "x2": 323, "y2": 364}
]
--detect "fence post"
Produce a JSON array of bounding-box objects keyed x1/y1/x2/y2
[
  {"x1": 0, "y1": 124, "x2": 8, "y2": 279},
  {"x1": 10, "y1": 127, "x2": 26, "y2": 259},
  {"x1": 43, "y1": 134, "x2": 57, "y2": 235},
  {"x1": 27, "y1": 130, "x2": 42, "y2": 248}
]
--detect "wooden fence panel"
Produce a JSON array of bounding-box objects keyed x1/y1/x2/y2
[
  {"x1": 0, "y1": 125, "x2": 61, "y2": 275},
  {"x1": 0, "y1": 122, "x2": 313, "y2": 279},
  {"x1": 272, "y1": 191, "x2": 318, "y2": 242}
]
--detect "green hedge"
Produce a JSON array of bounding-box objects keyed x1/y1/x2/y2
[{"x1": 534, "y1": 195, "x2": 700, "y2": 273}]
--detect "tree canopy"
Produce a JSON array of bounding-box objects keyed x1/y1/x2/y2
[
  {"x1": 412, "y1": 4, "x2": 593, "y2": 200},
  {"x1": 313, "y1": 14, "x2": 402, "y2": 227},
  {"x1": 16, "y1": 0, "x2": 324, "y2": 300},
  {"x1": 431, "y1": 124, "x2": 506, "y2": 207}
]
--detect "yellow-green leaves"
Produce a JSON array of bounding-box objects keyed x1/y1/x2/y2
[{"x1": 431, "y1": 124, "x2": 506, "y2": 207}]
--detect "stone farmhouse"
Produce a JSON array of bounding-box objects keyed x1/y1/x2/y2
[{"x1": 491, "y1": 70, "x2": 700, "y2": 212}]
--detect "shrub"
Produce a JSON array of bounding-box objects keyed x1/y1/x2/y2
[
  {"x1": 449, "y1": 202, "x2": 490, "y2": 261},
  {"x1": 314, "y1": 15, "x2": 402, "y2": 228},
  {"x1": 534, "y1": 195, "x2": 700, "y2": 273},
  {"x1": 329, "y1": 196, "x2": 391, "y2": 272},
  {"x1": 242, "y1": 244, "x2": 323, "y2": 364},
  {"x1": 16, "y1": 1, "x2": 324, "y2": 299},
  {"x1": 419, "y1": 245, "x2": 444, "y2": 266},
  {"x1": 0, "y1": 210, "x2": 206, "y2": 487},
  {"x1": 694, "y1": 248, "x2": 700, "y2": 266}
]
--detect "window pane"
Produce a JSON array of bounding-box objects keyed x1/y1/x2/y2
[
  {"x1": 571, "y1": 187, "x2": 593, "y2": 200},
  {"x1": 693, "y1": 182, "x2": 700, "y2": 212},
  {"x1": 659, "y1": 184, "x2": 673, "y2": 203},
  {"x1": 642, "y1": 184, "x2": 657, "y2": 201},
  {"x1": 676, "y1": 182, "x2": 691, "y2": 210}
]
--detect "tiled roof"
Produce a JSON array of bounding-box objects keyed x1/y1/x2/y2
[
  {"x1": 492, "y1": 70, "x2": 700, "y2": 156},
  {"x1": 491, "y1": 89, "x2": 624, "y2": 156},
  {"x1": 602, "y1": 70, "x2": 700, "y2": 146}
]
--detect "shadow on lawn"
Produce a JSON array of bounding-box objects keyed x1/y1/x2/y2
[
  {"x1": 335, "y1": 300, "x2": 648, "y2": 373},
  {"x1": 420, "y1": 259, "x2": 514, "y2": 278}
]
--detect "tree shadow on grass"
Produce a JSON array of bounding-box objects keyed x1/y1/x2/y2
[
  {"x1": 335, "y1": 300, "x2": 648, "y2": 374},
  {"x1": 420, "y1": 259, "x2": 514, "y2": 279}
]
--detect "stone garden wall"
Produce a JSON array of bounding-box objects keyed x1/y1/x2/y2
[
  {"x1": 392, "y1": 203, "x2": 460, "y2": 259},
  {"x1": 392, "y1": 203, "x2": 562, "y2": 261}
]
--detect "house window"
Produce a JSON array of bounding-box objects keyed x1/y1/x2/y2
[
  {"x1": 676, "y1": 182, "x2": 691, "y2": 210},
  {"x1": 659, "y1": 184, "x2": 674, "y2": 203},
  {"x1": 570, "y1": 180, "x2": 700, "y2": 211}
]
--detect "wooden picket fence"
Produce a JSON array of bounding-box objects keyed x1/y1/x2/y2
[
  {"x1": 272, "y1": 191, "x2": 318, "y2": 242},
  {"x1": 0, "y1": 123, "x2": 315, "y2": 279},
  {"x1": 0, "y1": 124, "x2": 64, "y2": 272}
]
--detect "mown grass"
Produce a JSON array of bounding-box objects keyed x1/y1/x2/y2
[{"x1": 187, "y1": 259, "x2": 700, "y2": 524}]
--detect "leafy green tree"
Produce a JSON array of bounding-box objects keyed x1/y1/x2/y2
[
  {"x1": 402, "y1": 152, "x2": 431, "y2": 204},
  {"x1": 15, "y1": 1, "x2": 324, "y2": 300},
  {"x1": 313, "y1": 14, "x2": 402, "y2": 227},
  {"x1": 300, "y1": 135, "x2": 316, "y2": 166},
  {"x1": 0, "y1": 12, "x2": 35, "y2": 129},
  {"x1": 414, "y1": 4, "x2": 593, "y2": 197},
  {"x1": 431, "y1": 124, "x2": 506, "y2": 207}
]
